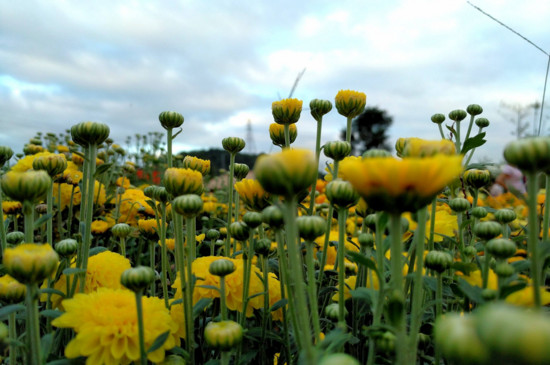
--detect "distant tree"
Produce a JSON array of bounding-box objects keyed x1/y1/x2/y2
[{"x1": 340, "y1": 106, "x2": 393, "y2": 155}]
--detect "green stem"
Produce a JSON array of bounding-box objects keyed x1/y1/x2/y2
[
  {"x1": 389, "y1": 213, "x2": 406, "y2": 365},
  {"x1": 23, "y1": 200, "x2": 34, "y2": 243},
  {"x1": 149, "y1": 243, "x2": 156, "y2": 296},
  {"x1": 225, "y1": 153, "x2": 236, "y2": 256},
  {"x1": 26, "y1": 284, "x2": 42, "y2": 365},
  {"x1": 337, "y1": 207, "x2": 347, "y2": 330},
  {"x1": 346, "y1": 116, "x2": 353, "y2": 143},
  {"x1": 526, "y1": 171, "x2": 542, "y2": 309},
  {"x1": 167, "y1": 128, "x2": 173, "y2": 169},
  {"x1": 260, "y1": 255, "x2": 271, "y2": 345},
  {"x1": 482, "y1": 243, "x2": 491, "y2": 289},
  {"x1": 428, "y1": 197, "x2": 437, "y2": 251},
  {"x1": 9, "y1": 311, "x2": 18, "y2": 365},
  {"x1": 0, "y1": 184, "x2": 5, "y2": 257},
  {"x1": 305, "y1": 241, "x2": 321, "y2": 343},
  {"x1": 437, "y1": 124, "x2": 445, "y2": 140},
  {"x1": 464, "y1": 114, "x2": 475, "y2": 143},
  {"x1": 283, "y1": 197, "x2": 315, "y2": 363},
  {"x1": 275, "y1": 229, "x2": 294, "y2": 359},
  {"x1": 307, "y1": 119, "x2": 323, "y2": 216},
  {"x1": 134, "y1": 290, "x2": 147, "y2": 365},
  {"x1": 46, "y1": 181, "x2": 53, "y2": 245},
  {"x1": 455, "y1": 120, "x2": 462, "y2": 155},
  {"x1": 435, "y1": 272, "x2": 443, "y2": 365},
  {"x1": 408, "y1": 207, "x2": 428, "y2": 364},
  {"x1": 159, "y1": 204, "x2": 169, "y2": 308},
  {"x1": 220, "y1": 276, "x2": 228, "y2": 321},
  {"x1": 184, "y1": 216, "x2": 196, "y2": 361},
  {"x1": 284, "y1": 124, "x2": 290, "y2": 148},
  {"x1": 318, "y1": 161, "x2": 339, "y2": 287},
  {"x1": 57, "y1": 182, "x2": 63, "y2": 240},
  {"x1": 67, "y1": 185, "x2": 76, "y2": 238}
]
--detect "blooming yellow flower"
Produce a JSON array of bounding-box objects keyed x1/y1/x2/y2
[
  {"x1": 116, "y1": 176, "x2": 131, "y2": 189},
  {"x1": 44, "y1": 251, "x2": 131, "y2": 309},
  {"x1": 158, "y1": 238, "x2": 176, "y2": 251},
  {"x1": 0, "y1": 274, "x2": 26, "y2": 303},
  {"x1": 2, "y1": 200, "x2": 22, "y2": 214},
  {"x1": 91, "y1": 220, "x2": 110, "y2": 234},
  {"x1": 52, "y1": 288, "x2": 179, "y2": 365},
  {"x1": 340, "y1": 155, "x2": 463, "y2": 213},
  {"x1": 4, "y1": 243, "x2": 59, "y2": 285},
  {"x1": 57, "y1": 145, "x2": 69, "y2": 153},
  {"x1": 324, "y1": 156, "x2": 361, "y2": 182},
  {"x1": 118, "y1": 188, "x2": 155, "y2": 225},
  {"x1": 269, "y1": 123, "x2": 297, "y2": 147},
  {"x1": 10, "y1": 151, "x2": 53, "y2": 172},
  {"x1": 335, "y1": 90, "x2": 366, "y2": 118},
  {"x1": 272, "y1": 98, "x2": 303, "y2": 125},
  {"x1": 138, "y1": 218, "x2": 160, "y2": 235},
  {"x1": 406, "y1": 208, "x2": 458, "y2": 242},
  {"x1": 505, "y1": 285, "x2": 550, "y2": 307},
  {"x1": 234, "y1": 178, "x2": 271, "y2": 211},
  {"x1": 163, "y1": 167, "x2": 204, "y2": 197}
]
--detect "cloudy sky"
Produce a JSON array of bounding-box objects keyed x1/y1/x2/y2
[{"x1": 1, "y1": 0, "x2": 549, "y2": 166}]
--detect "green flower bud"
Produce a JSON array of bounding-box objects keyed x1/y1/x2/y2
[
  {"x1": 494, "y1": 209, "x2": 516, "y2": 224},
  {"x1": 158, "y1": 111, "x2": 184, "y2": 130},
  {"x1": 6, "y1": 231, "x2": 24, "y2": 245},
  {"x1": 475, "y1": 303, "x2": 550, "y2": 364},
  {"x1": 375, "y1": 331, "x2": 396, "y2": 354},
  {"x1": 504, "y1": 137, "x2": 550, "y2": 172},
  {"x1": 229, "y1": 221, "x2": 250, "y2": 241},
  {"x1": 3, "y1": 243, "x2": 59, "y2": 285},
  {"x1": 448, "y1": 109, "x2": 467, "y2": 122},
  {"x1": 152, "y1": 186, "x2": 169, "y2": 203},
  {"x1": 209, "y1": 258, "x2": 236, "y2": 277},
  {"x1": 431, "y1": 113, "x2": 446, "y2": 125},
  {"x1": 425, "y1": 250, "x2": 453, "y2": 273},
  {"x1": 254, "y1": 149, "x2": 317, "y2": 197},
  {"x1": 55, "y1": 238, "x2": 78, "y2": 258},
  {"x1": 1, "y1": 170, "x2": 51, "y2": 203},
  {"x1": 204, "y1": 320, "x2": 243, "y2": 351},
  {"x1": 464, "y1": 245, "x2": 478, "y2": 258},
  {"x1": 0, "y1": 146, "x2": 14, "y2": 167},
  {"x1": 233, "y1": 163, "x2": 250, "y2": 180},
  {"x1": 364, "y1": 214, "x2": 378, "y2": 231},
  {"x1": 262, "y1": 205, "x2": 284, "y2": 229},
  {"x1": 242, "y1": 211, "x2": 263, "y2": 229},
  {"x1": 111, "y1": 223, "x2": 133, "y2": 238},
  {"x1": 474, "y1": 221, "x2": 502, "y2": 240},
  {"x1": 323, "y1": 141, "x2": 352, "y2": 161},
  {"x1": 394, "y1": 138, "x2": 407, "y2": 157},
  {"x1": 0, "y1": 274, "x2": 26, "y2": 304},
  {"x1": 467, "y1": 104, "x2": 483, "y2": 116},
  {"x1": 358, "y1": 233, "x2": 374, "y2": 248},
  {"x1": 470, "y1": 206, "x2": 488, "y2": 219},
  {"x1": 120, "y1": 266, "x2": 155, "y2": 292},
  {"x1": 296, "y1": 215, "x2": 326, "y2": 241},
  {"x1": 33, "y1": 153, "x2": 67, "y2": 177},
  {"x1": 172, "y1": 194, "x2": 203, "y2": 218},
  {"x1": 269, "y1": 123, "x2": 297, "y2": 148},
  {"x1": 310, "y1": 99, "x2": 333, "y2": 122},
  {"x1": 463, "y1": 169, "x2": 492, "y2": 189},
  {"x1": 319, "y1": 353, "x2": 359, "y2": 365},
  {"x1": 434, "y1": 313, "x2": 489, "y2": 364},
  {"x1": 362, "y1": 149, "x2": 392, "y2": 158},
  {"x1": 485, "y1": 238, "x2": 516, "y2": 259},
  {"x1": 254, "y1": 238, "x2": 272, "y2": 256},
  {"x1": 206, "y1": 229, "x2": 220, "y2": 241},
  {"x1": 493, "y1": 262, "x2": 515, "y2": 278},
  {"x1": 30, "y1": 138, "x2": 42, "y2": 146},
  {"x1": 143, "y1": 185, "x2": 157, "y2": 199},
  {"x1": 325, "y1": 179, "x2": 359, "y2": 209},
  {"x1": 70, "y1": 121, "x2": 110, "y2": 147},
  {"x1": 325, "y1": 303, "x2": 341, "y2": 321},
  {"x1": 475, "y1": 118, "x2": 490, "y2": 129},
  {"x1": 222, "y1": 137, "x2": 246, "y2": 154},
  {"x1": 481, "y1": 288, "x2": 498, "y2": 301}
]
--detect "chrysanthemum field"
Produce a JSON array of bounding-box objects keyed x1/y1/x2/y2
[{"x1": 1, "y1": 91, "x2": 550, "y2": 364}]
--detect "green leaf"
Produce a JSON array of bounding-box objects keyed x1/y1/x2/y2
[
  {"x1": 147, "y1": 330, "x2": 170, "y2": 353},
  {"x1": 248, "y1": 291, "x2": 267, "y2": 301},
  {"x1": 347, "y1": 251, "x2": 379, "y2": 278},
  {"x1": 445, "y1": 124, "x2": 457, "y2": 136},
  {"x1": 500, "y1": 282, "x2": 528, "y2": 299},
  {"x1": 89, "y1": 246, "x2": 108, "y2": 256},
  {"x1": 270, "y1": 298, "x2": 288, "y2": 312},
  {"x1": 0, "y1": 304, "x2": 26, "y2": 320},
  {"x1": 452, "y1": 262, "x2": 478, "y2": 276},
  {"x1": 62, "y1": 268, "x2": 87, "y2": 276},
  {"x1": 457, "y1": 278, "x2": 485, "y2": 304},
  {"x1": 39, "y1": 288, "x2": 66, "y2": 298},
  {"x1": 172, "y1": 127, "x2": 183, "y2": 140},
  {"x1": 461, "y1": 132, "x2": 486, "y2": 155},
  {"x1": 94, "y1": 163, "x2": 113, "y2": 177},
  {"x1": 192, "y1": 298, "x2": 213, "y2": 318},
  {"x1": 40, "y1": 309, "x2": 63, "y2": 319},
  {"x1": 170, "y1": 299, "x2": 183, "y2": 307},
  {"x1": 34, "y1": 213, "x2": 53, "y2": 229}
]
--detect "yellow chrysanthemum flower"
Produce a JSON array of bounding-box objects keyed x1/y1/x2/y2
[
  {"x1": 57, "y1": 145, "x2": 69, "y2": 153},
  {"x1": 138, "y1": 218, "x2": 160, "y2": 235},
  {"x1": 44, "y1": 251, "x2": 131, "y2": 309},
  {"x1": 0, "y1": 274, "x2": 26, "y2": 304},
  {"x1": 324, "y1": 156, "x2": 361, "y2": 182},
  {"x1": 335, "y1": 90, "x2": 366, "y2": 118},
  {"x1": 340, "y1": 155, "x2": 463, "y2": 213},
  {"x1": 2, "y1": 200, "x2": 22, "y2": 214},
  {"x1": 158, "y1": 238, "x2": 176, "y2": 251},
  {"x1": 52, "y1": 288, "x2": 179, "y2": 365},
  {"x1": 272, "y1": 98, "x2": 303, "y2": 125},
  {"x1": 10, "y1": 151, "x2": 53, "y2": 172},
  {"x1": 182, "y1": 155, "x2": 211, "y2": 176},
  {"x1": 118, "y1": 188, "x2": 155, "y2": 225},
  {"x1": 406, "y1": 208, "x2": 458, "y2": 242},
  {"x1": 269, "y1": 123, "x2": 298, "y2": 146},
  {"x1": 91, "y1": 220, "x2": 110, "y2": 234},
  {"x1": 116, "y1": 176, "x2": 131, "y2": 189},
  {"x1": 234, "y1": 178, "x2": 271, "y2": 212},
  {"x1": 163, "y1": 168, "x2": 204, "y2": 197},
  {"x1": 399, "y1": 137, "x2": 456, "y2": 158}
]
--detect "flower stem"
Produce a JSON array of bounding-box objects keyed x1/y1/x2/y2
[
  {"x1": 543, "y1": 174, "x2": 550, "y2": 241},
  {"x1": 166, "y1": 128, "x2": 173, "y2": 169},
  {"x1": 26, "y1": 284, "x2": 42, "y2": 365},
  {"x1": 0, "y1": 183, "x2": 6, "y2": 258},
  {"x1": 275, "y1": 229, "x2": 294, "y2": 360},
  {"x1": 134, "y1": 290, "x2": 147, "y2": 365},
  {"x1": 185, "y1": 216, "x2": 196, "y2": 361},
  {"x1": 23, "y1": 200, "x2": 34, "y2": 243},
  {"x1": 526, "y1": 171, "x2": 542, "y2": 309},
  {"x1": 307, "y1": 119, "x2": 323, "y2": 216},
  {"x1": 284, "y1": 124, "x2": 290, "y2": 149},
  {"x1": 428, "y1": 198, "x2": 437, "y2": 251},
  {"x1": 408, "y1": 206, "x2": 428, "y2": 364},
  {"x1": 346, "y1": 116, "x2": 353, "y2": 143},
  {"x1": 225, "y1": 153, "x2": 236, "y2": 256},
  {"x1": 159, "y1": 203, "x2": 169, "y2": 308},
  {"x1": 389, "y1": 212, "x2": 406, "y2": 365},
  {"x1": 305, "y1": 240, "x2": 321, "y2": 342},
  {"x1": 337, "y1": 207, "x2": 347, "y2": 330},
  {"x1": 9, "y1": 311, "x2": 18, "y2": 365}
]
